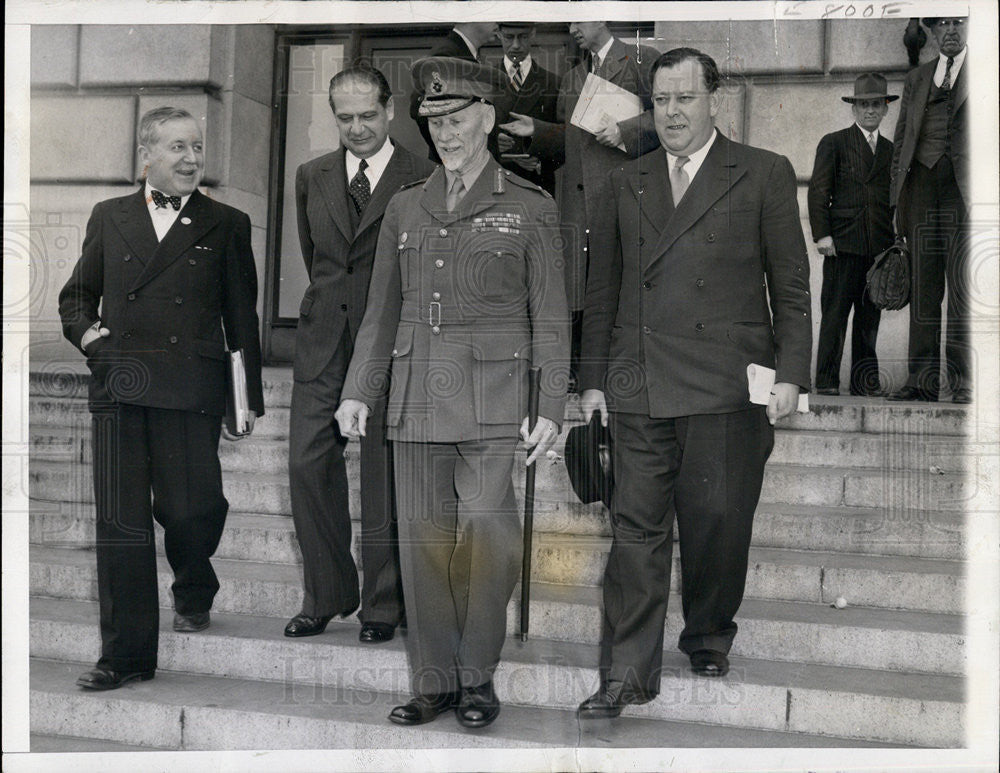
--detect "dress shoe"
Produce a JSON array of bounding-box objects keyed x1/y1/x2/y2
[
  {"x1": 886, "y1": 386, "x2": 937, "y2": 402},
  {"x1": 577, "y1": 689, "x2": 626, "y2": 719},
  {"x1": 388, "y1": 691, "x2": 460, "y2": 726},
  {"x1": 358, "y1": 622, "x2": 395, "y2": 643},
  {"x1": 815, "y1": 387, "x2": 839, "y2": 396},
  {"x1": 689, "y1": 649, "x2": 729, "y2": 677},
  {"x1": 76, "y1": 666, "x2": 155, "y2": 691},
  {"x1": 173, "y1": 611, "x2": 210, "y2": 632},
  {"x1": 284, "y1": 613, "x2": 332, "y2": 638},
  {"x1": 456, "y1": 682, "x2": 500, "y2": 729},
  {"x1": 952, "y1": 388, "x2": 972, "y2": 404}
]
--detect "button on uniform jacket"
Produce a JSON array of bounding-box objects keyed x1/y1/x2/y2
[
  {"x1": 59, "y1": 188, "x2": 265, "y2": 416},
  {"x1": 342, "y1": 159, "x2": 570, "y2": 442},
  {"x1": 293, "y1": 143, "x2": 436, "y2": 382},
  {"x1": 579, "y1": 133, "x2": 813, "y2": 417},
  {"x1": 807, "y1": 124, "x2": 895, "y2": 257}
]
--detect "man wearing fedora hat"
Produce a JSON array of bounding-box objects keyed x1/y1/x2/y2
[
  {"x1": 888, "y1": 16, "x2": 971, "y2": 403},
  {"x1": 807, "y1": 73, "x2": 897, "y2": 397},
  {"x1": 337, "y1": 56, "x2": 569, "y2": 729}
]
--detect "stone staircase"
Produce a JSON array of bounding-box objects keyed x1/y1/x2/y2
[{"x1": 27, "y1": 368, "x2": 970, "y2": 750}]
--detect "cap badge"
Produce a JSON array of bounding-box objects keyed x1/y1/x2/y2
[{"x1": 431, "y1": 71, "x2": 444, "y2": 94}]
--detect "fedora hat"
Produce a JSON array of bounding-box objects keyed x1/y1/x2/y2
[
  {"x1": 563, "y1": 413, "x2": 613, "y2": 507},
  {"x1": 842, "y1": 73, "x2": 899, "y2": 103}
]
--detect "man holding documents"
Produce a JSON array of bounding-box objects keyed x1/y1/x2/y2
[
  {"x1": 58, "y1": 106, "x2": 264, "y2": 690},
  {"x1": 575, "y1": 49, "x2": 812, "y2": 718},
  {"x1": 500, "y1": 21, "x2": 660, "y2": 374}
]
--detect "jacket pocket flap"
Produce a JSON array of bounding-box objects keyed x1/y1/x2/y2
[
  {"x1": 471, "y1": 333, "x2": 530, "y2": 361},
  {"x1": 193, "y1": 338, "x2": 227, "y2": 360},
  {"x1": 391, "y1": 325, "x2": 414, "y2": 358},
  {"x1": 299, "y1": 292, "x2": 314, "y2": 318}
]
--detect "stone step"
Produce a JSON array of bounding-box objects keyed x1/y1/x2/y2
[
  {"x1": 29, "y1": 369, "x2": 971, "y2": 437},
  {"x1": 29, "y1": 658, "x2": 908, "y2": 751},
  {"x1": 30, "y1": 494, "x2": 966, "y2": 562},
  {"x1": 29, "y1": 421, "x2": 974, "y2": 474},
  {"x1": 30, "y1": 555, "x2": 963, "y2": 673},
  {"x1": 29, "y1": 605, "x2": 962, "y2": 746},
  {"x1": 30, "y1": 508, "x2": 965, "y2": 614},
  {"x1": 28, "y1": 455, "x2": 971, "y2": 518}
]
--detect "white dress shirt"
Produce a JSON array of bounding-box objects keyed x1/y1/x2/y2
[
  {"x1": 854, "y1": 123, "x2": 881, "y2": 151},
  {"x1": 933, "y1": 46, "x2": 967, "y2": 87},
  {"x1": 591, "y1": 37, "x2": 614, "y2": 72},
  {"x1": 665, "y1": 128, "x2": 718, "y2": 183},
  {"x1": 504, "y1": 55, "x2": 532, "y2": 85},
  {"x1": 345, "y1": 138, "x2": 394, "y2": 193},
  {"x1": 145, "y1": 181, "x2": 192, "y2": 242}
]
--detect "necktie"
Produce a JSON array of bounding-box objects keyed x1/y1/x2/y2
[
  {"x1": 670, "y1": 156, "x2": 690, "y2": 206},
  {"x1": 151, "y1": 189, "x2": 181, "y2": 211},
  {"x1": 868, "y1": 132, "x2": 877, "y2": 154},
  {"x1": 941, "y1": 56, "x2": 954, "y2": 90},
  {"x1": 446, "y1": 176, "x2": 466, "y2": 212},
  {"x1": 511, "y1": 63, "x2": 524, "y2": 91},
  {"x1": 349, "y1": 159, "x2": 371, "y2": 214}
]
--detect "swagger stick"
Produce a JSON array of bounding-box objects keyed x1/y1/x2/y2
[{"x1": 520, "y1": 366, "x2": 541, "y2": 642}]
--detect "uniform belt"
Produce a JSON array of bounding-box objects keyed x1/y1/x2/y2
[{"x1": 399, "y1": 301, "x2": 523, "y2": 327}]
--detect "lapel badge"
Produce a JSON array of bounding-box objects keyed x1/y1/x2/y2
[
  {"x1": 400, "y1": 232, "x2": 408, "y2": 243},
  {"x1": 181, "y1": 217, "x2": 192, "y2": 225},
  {"x1": 431, "y1": 71, "x2": 444, "y2": 94}
]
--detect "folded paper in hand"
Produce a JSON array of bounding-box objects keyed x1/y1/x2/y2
[
  {"x1": 569, "y1": 73, "x2": 643, "y2": 152},
  {"x1": 225, "y1": 349, "x2": 252, "y2": 435},
  {"x1": 747, "y1": 364, "x2": 809, "y2": 413}
]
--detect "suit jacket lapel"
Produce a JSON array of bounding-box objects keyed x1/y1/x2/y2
[
  {"x1": 316, "y1": 149, "x2": 354, "y2": 243},
  {"x1": 356, "y1": 144, "x2": 415, "y2": 236},
  {"x1": 952, "y1": 62, "x2": 968, "y2": 112},
  {"x1": 110, "y1": 189, "x2": 159, "y2": 266},
  {"x1": 652, "y1": 133, "x2": 743, "y2": 262},
  {"x1": 419, "y1": 167, "x2": 453, "y2": 223},
  {"x1": 603, "y1": 39, "x2": 628, "y2": 83},
  {"x1": 512, "y1": 65, "x2": 542, "y2": 114},
  {"x1": 130, "y1": 190, "x2": 218, "y2": 291},
  {"x1": 867, "y1": 133, "x2": 891, "y2": 181},
  {"x1": 633, "y1": 151, "x2": 671, "y2": 236}
]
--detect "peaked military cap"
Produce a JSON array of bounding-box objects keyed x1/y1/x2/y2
[{"x1": 413, "y1": 56, "x2": 505, "y2": 117}]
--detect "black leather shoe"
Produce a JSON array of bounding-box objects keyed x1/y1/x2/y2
[
  {"x1": 284, "y1": 614, "x2": 332, "y2": 637},
  {"x1": 577, "y1": 689, "x2": 625, "y2": 719},
  {"x1": 952, "y1": 388, "x2": 972, "y2": 404},
  {"x1": 886, "y1": 386, "x2": 937, "y2": 402},
  {"x1": 76, "y1": 667, "x2": 155, "y2": 691},
  {"x1": 456, "y1": 682, "x2": 500, "y2": 728},
  {"x1": 816, "y1": 387, "x2": 839, "y2": 396},
  {"x1": 359, "y1": 622, "x2": 395, "y2": 643},
  {"x1": 388, "y1": 691, "x2": 460, "y2": 726},
  {"x1": 690, "y1": 649, "x2": 729, "y2": 677},
  {"x1": 173, "y1": 612, "x2": 210, "y2": 632}
]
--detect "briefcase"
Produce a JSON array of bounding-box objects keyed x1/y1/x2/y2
[
  {"x1": 563, "y1": 413, "x2": 613, "y2": 508},
  {"x1": 866, "y1": 240, "x2": 911, "y2": 311}
]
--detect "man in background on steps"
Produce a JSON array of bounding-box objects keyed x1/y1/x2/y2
[{"x1": 59, "y1": 106, "x2": 264, "y2": 690}]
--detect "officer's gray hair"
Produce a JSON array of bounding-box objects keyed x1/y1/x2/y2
[{"x1": 138, "y1": 106, "x2": 196, "y2": 147}]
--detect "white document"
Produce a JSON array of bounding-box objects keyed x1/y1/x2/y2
[
  {"x1": 569, "y1": 73, "x2": 643, "y2": 152},
  {"x1": 747, "y1": 363, "x2": 810, "y2": 413},
  {"x1": 226, "y1": 349, "x2": 253, "y2": 435}
]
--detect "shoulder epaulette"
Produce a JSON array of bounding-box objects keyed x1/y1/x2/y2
[
  {"x1": 399, "y1": 177, "x2": 428, "y2": 191},
  {"x1": 502, "y1": 170, "x2": 552, "y2": 198}
]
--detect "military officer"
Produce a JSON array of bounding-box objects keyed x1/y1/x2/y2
[{"x1": 336, "y1": 57, "x2": 569, "y2": 730}]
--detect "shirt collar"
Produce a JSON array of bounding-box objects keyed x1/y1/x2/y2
[
  {"x1": 854, "y1": 123, "x2": 880, "y2": 139},
  {"x1": 664, "y1": 128, "x2": 717, "y2": 181},
  {"x1": 938, "y1": 45, "x2": 968, "y2": 69},
  {"x1": 443, "y1": 151, "x2": 491, "y2": 195},
  {"x1": 504, "y1": 55, "x2": 532, "y2": 79},
  {"x1": 592, "y1": 37, "x2": 615, "y2": 68},
  {"x1": 345, "y1": 138, "x2": 394, "y2": 186},
  {"x1": 144, "y1": 180, "x2": 192, "y2": 212},
  {"x1": 454, "y1": 29, "x2": 480, "y2": 60}
]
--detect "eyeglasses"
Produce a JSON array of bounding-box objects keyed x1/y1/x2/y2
[{"x1": 934, "y1": 19, "x2": 966, "y2": 28}]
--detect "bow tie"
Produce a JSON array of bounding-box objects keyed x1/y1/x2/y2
[{"x1": 151, "y1": 189, "x2": 182, "y2": 211}]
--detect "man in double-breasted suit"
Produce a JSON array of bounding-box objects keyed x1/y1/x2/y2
[
  {"x1": 807, "y1": 73, "x2": 897, "y2": 396},
  {"x1": 492, "y1": 21, "x2": 561, "y2": 195},
  {"x1": 285, "y1": 65, "x2": 435, "y2": 643},
  {"x1": 501, "y1": 21, "x2": 660, "y2": 377},
  {"x1": 337, "y1": 58, "x2": 569, "y2": 730},
  {"x1": 888, "y1": 16, "x2": 971, "y2": 403},
  {"x1": 59, "y1": 106, "x2": 264, "y2": 690},
  {"x1": 576, "y1": 49, "x2": 812, "y2": 718}
]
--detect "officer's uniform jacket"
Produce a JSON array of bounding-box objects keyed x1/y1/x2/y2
[
  {"x1": 58, "y1": 188, "x2": 265, "y2": 416},
  {"x1": 343, "y1": 158, "x2": 570, "y2": 443}
]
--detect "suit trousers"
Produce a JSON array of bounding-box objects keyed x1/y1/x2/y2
[
  {"x1": 600, "y1": 408, "x2": 774, "y2": 701},
  {"x1": 393, "y1": 438, "x2": 521, "y2": 697},
  {"x1": 289, "y1": 330, "x2": 402, "y2": 624},
  {"x1": 815, "y1": 252, "x2": 882, "y2": 394},
  {"x1": 901, "y1": 157, "x2": 970, "y2": 396},
  {"x1": 91, "y1": 402, "x2": 227, "y2": 672}
]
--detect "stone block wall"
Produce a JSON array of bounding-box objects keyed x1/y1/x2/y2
[{"x1": 27, "y1": 24, "x2": 275, "y2": 370}]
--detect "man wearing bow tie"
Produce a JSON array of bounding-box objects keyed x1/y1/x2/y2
[
  {"x1": 59, "y1": 106, "x2": 264, "y2": 690},
  {"x1": 284, "y1": 65, "x2": 434, "y2": 644},
  {"x1": 888, "y1": 16, "x2": 971, "y2": 403}
]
